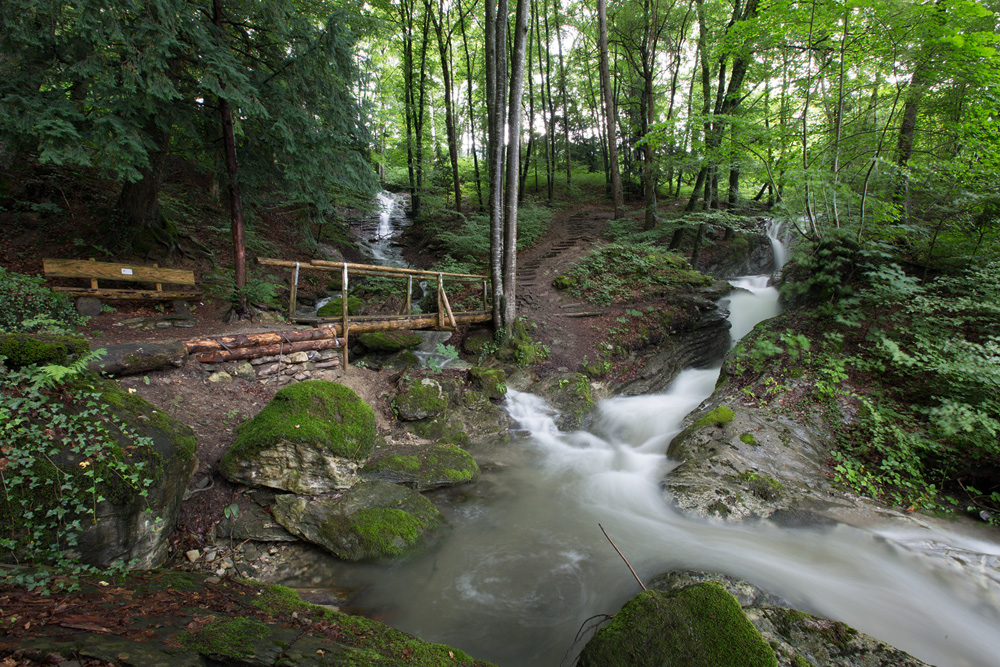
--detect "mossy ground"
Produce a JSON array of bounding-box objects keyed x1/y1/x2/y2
[
  {"x1": 222, "y1": 380, "x2": 377, "y2": 470},
  {"x1": 695, "y1": 405, "x2": 735, "y2": 429}
]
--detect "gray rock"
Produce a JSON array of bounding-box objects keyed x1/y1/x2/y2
[
  {"x1": 271, "y1": 481, "x2": 444, "y2": 561},
  {"x1": 361, "y1": 443, "x2": 480, "y2": 491},
  {"x1": 649, "y1": 571, "x2": 930, "y2": 667},
  {"x1": 219, "y1": 380, "x2": 378, "y2": 494},
  {"x1": 87, "y1": 341, "x2": 188, "y2": 377},
  {"x1": 208, "y1": 371, "x2": 232, "y2": 383},
  {"x1": 393, "y1": 378, "x2": 447, "y2": 421},
  {"x1": 75, "y1": 296, "x2": 104, "y2": 317},
  {"x1": 233, "y1": 361, "x2": 256, "y2": 380}
]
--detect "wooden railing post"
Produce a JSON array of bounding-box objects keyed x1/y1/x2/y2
[
  {"x1": 342, "y1": 264, "x2": 349, "y2": 372},
  {"x1": 289, "y1": 261, "x2": 300, "y2": 320},
  {"x1": 437, "y1": 273, "x2": 444, "y2": 329}
]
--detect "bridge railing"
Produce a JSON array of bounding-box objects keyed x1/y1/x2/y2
[{"x1": 257, "y1": 257, "x2": 493, "y2": 367}]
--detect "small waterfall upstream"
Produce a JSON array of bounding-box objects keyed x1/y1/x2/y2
[{"x1": 307, "y1": 221, "x2": 1000, "y2": 666}]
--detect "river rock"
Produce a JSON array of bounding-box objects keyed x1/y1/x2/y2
[
  {"x1": 393, "y1": 377, "x2": 448, "y2": 420},
  {"x1": 648, "y1": 571, "x2": 930, "y2": 667},
  {"x1": 219, "y1": 380, "x2": 378, "y2": 493},
  {"x1": 663, "y1": 398, "x2": 843, "y2": 521},
  {"x1": 358, "y1": 330, "x2": 423, "y2": 352},
  {"x1": 614, "y1": 296, "x2": 732, "y2": 396},
  {"x1": 700, "y1": 230, "x2": 775, "y2": 278},
  {"x1": 361, "y1": 443, "x2": 480, "y2": 490},
  {"x1": 529, "y1": 372, "x2": 596, "y2": 430},
  {"x1": 271, "y1": 481, "x2": 444, "y2": 561},
  {"x1": 577, "y1": 582, "x2": 777, "y2": 667}
]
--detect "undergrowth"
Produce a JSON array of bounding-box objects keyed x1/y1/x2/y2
[{"x1": 728, "y1": 236, "x2": 1000, "y2": 522}]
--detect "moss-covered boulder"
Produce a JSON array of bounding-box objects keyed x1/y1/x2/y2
[
  {"x1": 0, "y1": 333, "x2": 89, "y2": 368},
  {"x1": 531, "y1": 372, "x2": 595, "y2": 430},
  {"x1": 358, "y1": 330, "x2": 423, "y2": 352},
  {"x1": 649, "y1": 571, "x2": 930, "y2": 667},
  {"x1": 271, "y1": 481, "x2": 444, "y2": 561},
  {"x1": 362, "y1": 444, "x2": 480, "y2": 490},
  {"x1": 577, "y1": 584, "x2": 777, "y2": 667},
  {"x1": 0, "y1": 378, "x2": 199, "y2": 568},
  {"x1": 220, "y1": 380, "x2": 378, "y2": 494},
  {"x1": 461, "y1": 328, "x2": 494, "y2": 356},
  {"x1": 468, "y1": 367, "x2": 507, "y2": 401},
  {"x1": 393, "y1": 377, "x2": 448, "y2": 421},
  {"x1": 317, "y1": 296, "x2": 363, "y2": 317}
]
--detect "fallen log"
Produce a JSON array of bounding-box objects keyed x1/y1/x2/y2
[
  {"x1": 194, "y1": 337, "x2": 344, "y2": 363},
  {"x1": 184, "y1": 326, "x2": 339, "y2": 355}
]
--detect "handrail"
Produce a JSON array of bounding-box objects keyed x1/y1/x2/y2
[{"x1": 257, "y1": 257, "x2": 488, "y2": 281}]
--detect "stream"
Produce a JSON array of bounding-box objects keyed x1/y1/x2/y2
[{"x1": 296, "y1": 203, "x2": 1000, "y2": 666}]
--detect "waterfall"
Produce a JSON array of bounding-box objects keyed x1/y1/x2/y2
[{"x1": 766, "y1": 219, "x2": 787, "y2": 271}]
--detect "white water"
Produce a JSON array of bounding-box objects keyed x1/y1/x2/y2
[
  {"x1": 766, "y1": 219, "x2": 788, "y2": 271},
  {"x1": 299, "y1": 229, "x2": 1000, "y2": 666}
]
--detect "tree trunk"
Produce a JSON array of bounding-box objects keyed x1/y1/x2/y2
[
  {"x1": 428, "y1": 0, "x2": 462, "y2": 213},
  {"x1": 486, "y1": 0, "x2": 508, "y2": 329},
  {"x1": 110, "y1": 121, "x2": 168, "y2": 251},
  {"x1": 457, "y1": 0, "x2": 483, "y2": 211},
  {"x1": 212, "y1": 0, "x2": 250, "y2": 321},
  {"x1": 598, "y1": 0, "x2": 623, "y2": 216}
]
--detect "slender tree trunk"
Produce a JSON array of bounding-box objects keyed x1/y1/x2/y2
[
  {"x1": 457, "y1": 0, "x2": 483, "y2": 211},
  {"x1": 502, "y1": 0, "x2": 531, "y2": 329},
  {"x1": 598, "y1": 0, "x2": 623, "y2": 215},
  {"x1": 428, "y1": 0, "x2": 462, "y2": 213},
  {"x1": 486, "y1": 0, "x2": 508, "y2": 328},
  {"x1": 212, "y1": 0, "x2": 249, "y2": 320},
  {"x1": 554, "y1": 0, "x2": 571, "y2": 188}
]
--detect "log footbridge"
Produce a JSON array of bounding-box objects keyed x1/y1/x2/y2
[{"x1": 184, "y1": 258, "x2": 493, "y2": 371}]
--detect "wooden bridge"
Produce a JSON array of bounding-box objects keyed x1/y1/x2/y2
[{"x1": 185, "y1": 258, "x2": 493, "y2": 370}]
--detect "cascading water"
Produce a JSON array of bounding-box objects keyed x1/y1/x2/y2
[
  {"x1": 299, "y1": 232, "x2": 1000, "y2": 666},
  {"x1": 766, "y1": 219, "x2": 788, "y2": 271}
]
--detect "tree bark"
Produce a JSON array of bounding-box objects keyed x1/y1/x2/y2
[
  {"x1": 213, "y1": 0, "x2": 249, "y2": 321},
  {"x1": 598, "y1": 0, "x2": 624, "y2": 216}
]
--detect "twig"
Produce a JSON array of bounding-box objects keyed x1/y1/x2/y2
[{"x1": 599, "y1": 523, "x2": 646, "y2": 590}]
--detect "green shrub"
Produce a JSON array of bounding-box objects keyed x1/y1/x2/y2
[{"x1": 0, "y1": 267, "x2": 86, "y2": 333}]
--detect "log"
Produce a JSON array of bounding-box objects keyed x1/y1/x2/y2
[
  {"x1": 291, "y1": 311, "x2": 492, "y2": 330},
  {"x1": 256, "y1": 256, "x2": 487, "y2": 281},
  {"x1": 195, "y1": 337, "x2": 345, "y2": 363},
  {"x1": 184, "y1": 326, "x2": 340, "y2": 354}
]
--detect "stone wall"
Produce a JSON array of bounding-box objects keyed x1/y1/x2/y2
[{"x1": 203, "y1": 348, "x2": 343, "y2": 385}]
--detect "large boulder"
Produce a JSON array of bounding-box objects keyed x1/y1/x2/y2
[
  {"x1": 648, "y1": 571, "x2": 930, "y2": 667},
  {"x1": 578, "y1": 583, "x2": 777, "y2": 667},
  {"x1": 0, "y1": 378, "x2": 198, "y2": 568},
  {"x1": 271, "y1": 481, "x2": 444, "y2": 561},
  {"x1": 220, "y1": 380, "x2": 378, "y2": 494},
  {"x1": 361, "y1": 443, "x2": 480, "y2": 491},
  {"x1": 357, "y1": 330, "x2": 423, "y2": 352}
]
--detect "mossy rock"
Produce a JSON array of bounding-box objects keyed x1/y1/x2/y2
[
  {"x1": 1, "y1": 375, "x2": 198, "y2": 569},
  {"x1": 578, "y1": 584, "x2": 777, "y2": 667},
  {"x1": 0, "y1": 333, "x2": 88, "y2": 368},
  {"x1": 694, "y1": 405, "x2": 735, "y2": 428},
  {"x1": 552, "y1": 274, "x2": 576, "y2": 290},
  {"x1": 271, "y1": 481, "x2": 444, "y2": 561},
  {"x1": 362, "y1": 444, "x2": 480, "y2": 491},
  {"x1": 358, "y1": 330, "x2": 423, "y2": 352},
  {"x1": 462, "y1": 328, "x2": 494, "y2": 356},
  {"x1": 393, "y1": 378, "x2": 448, "y2": 421},
  {"x1": 220, "y1": 380, "x2": 377, "y2": 493},
  {"x1": 532, "y1": 372, "x2": 595, "y2": 430},
  {"x1": 317, "y1": 296, "x2": 363, "y2": 317},
  {"x1": 467, "y1": 367, "x2": 507, "y2": 400},
  {"x1": 411, "y1": 415, "x2": 471, "y2": 446}
]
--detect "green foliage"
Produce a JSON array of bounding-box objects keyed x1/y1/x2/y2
[
  {"x1": 0, "y1": 267, "x2": 86, "y2": 334},
  {"x1": 564, "y1": 243, "x2": 711, "y2": 305},
  {"x1": 0, "y1": 352, "x2": 156, "y2": 591},
  {"x1": 426, "y1": 343, "x2": 459, "y2": 373}
]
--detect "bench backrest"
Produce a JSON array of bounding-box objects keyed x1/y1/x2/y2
[{"x1": 43, "y1": 259, "x2": 195, "y2": 286}]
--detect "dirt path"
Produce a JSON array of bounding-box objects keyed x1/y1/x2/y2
[{"x1": 514, "y1": 203, "x2": 614, "y2": 372}]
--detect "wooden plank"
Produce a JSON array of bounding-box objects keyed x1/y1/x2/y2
[
  {"x1": 43, "y1": 258, "x2": 195, "y2": 285},
  {"x1": 51, "y1": 287, "x2": 201, "y2": 300},
  {"x1": 440, "y1": 284, "x2": 458, "y2": 330}
]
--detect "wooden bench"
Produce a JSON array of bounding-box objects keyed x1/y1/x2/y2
[{"x1": 43, "y1": 258, "x2": 201, "y2": 306}]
